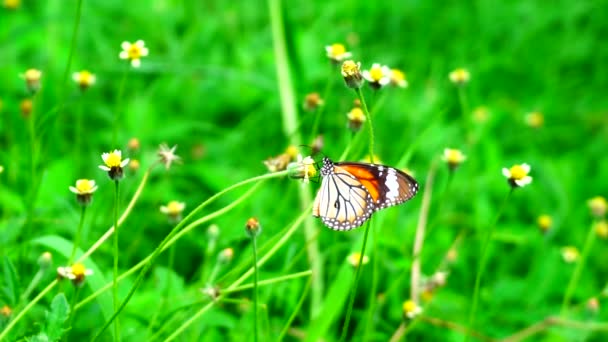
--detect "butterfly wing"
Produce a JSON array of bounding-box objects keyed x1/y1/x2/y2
[{"x1": 312, "y1": 164, "x2": 376, "y2": 231}]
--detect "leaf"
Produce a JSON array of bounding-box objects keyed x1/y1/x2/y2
[
  {"x1": 1, "y1": 256, "x2": 20, "y2": 305},
  {"x1": 45, "y1": 293, "x2": 70, "y2": 341}
]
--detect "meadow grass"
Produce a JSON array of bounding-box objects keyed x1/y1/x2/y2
[{"x1": 1, "y1": 1, "x2": 608, "y2": 341}]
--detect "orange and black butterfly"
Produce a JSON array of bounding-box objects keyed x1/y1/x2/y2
[{"x1": 313, "y1": 157, "x2": 419, "y2": 230}]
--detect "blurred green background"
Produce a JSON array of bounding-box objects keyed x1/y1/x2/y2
[{"x1": 1, "y1": 0, "x2": 608, "y2": 341}]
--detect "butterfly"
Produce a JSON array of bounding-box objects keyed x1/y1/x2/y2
[{"x1": 312, "y1": 157, "x2": 419, "y2": 230}]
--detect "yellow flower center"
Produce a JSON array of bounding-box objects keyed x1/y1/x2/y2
[
  {"x1": 285, "y1": 145, "x2": 299, "y2": 159},
  {"x1": 166, "y1": 201, "x2": 185, "y2": 215},
  {"x1": 369, "y1": 66, "x2": 384, "y2": 81},
  {"x1": 128, "y1": 44, "x2": 143, "y2": 59},
  {"x1": 77, "y1": 71, "x2": 94, "y2": 84},
  {"x1": 402, "y1": 300, "x2": 418, "y2": 314},
  {"x1": 347, "y1": 252, "x2": 368, "y2": 267},
  {"x1": 526, "y1": 112, "x2": 544, "y2": 127},
  {"x1": 509, "y1": 165, "x2": 528, "y2": 180},
  {"x1": 330, "y1": 43, "x2": 346, "y2": 57},
  {"x1": 347, "y1": 107, "x2": 366, "y2": 122},
  {"x1": 71, "y1": 263, "x2": 87, "y2": 277},
  {"x1": 105, "y1": 152, "x2": 122, "y2": 167},
  {"x1": 595, "y1": 221, "x2": 608, "y2": 238},
  {"x1": 391, "y1": 69, "x2": 405, "y2": 82},
  {"x1": 537, "y1": 215, "x2": 552, "y2": 230},
  {"x1": 76, "y1": 179, "x2": 95, "y2": 193},
  {"x1": 24, "y1": 69, "x2": 41, "y2": 81},
  {"x1": 445, "y1": 149, "x2": 465, "y2": 164},
  {"x1": 341, "y1": 60, "x2": 360, "y2": 76}
]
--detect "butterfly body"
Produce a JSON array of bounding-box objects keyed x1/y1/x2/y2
[{"x1": 313, "y1": 157, "x2": 419, "y2": 230}]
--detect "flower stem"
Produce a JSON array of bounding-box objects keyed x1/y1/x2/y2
[
  {"x1": 65, "y1": 285, "x2": 82, "y2": 341},
  {"x1": 340, "y1": 220, "x2": 373, "y2": 342},
  {"x1": 465, "y1": 188, "x2": 513, "y2": 341},
  {"x1": 561, "y1": 219, "x2": 598, "y2": 316},
  {"x1": 69, "y1": 206, "x2": 87, "y2": 264},
  {"x1": 355, "y1": 87, "x2": 374, "y2": 161},
  {"x1": 252, "y1": 234, "x2": 259, "y2": 342},
  {"x1": 112, "y1": 180, "x2": 120, "y2": 341},
  {"x1": 309, "y1": 64, "x2": 335, "y2": 142}
]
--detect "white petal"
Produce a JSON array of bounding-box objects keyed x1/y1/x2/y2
[
  {"x1": 521, "y1": 163, "x2": 531, "y2": 173},
  {"x1": 325, "y1": 45, "x2": 332, "y2": 54},
  {"x1": 502, "y1": 168, "x2": 511, "y2": 178},
  {"x1": 101, "y1": 153, "x2": 110, "y2": 162},
  {"x1": 99, "y1": 165, "x2": 111, "y2": 171},
  {"x1": 131, "y1": 59, "x2": 141, "y2": 68},
  {"x1": 120, "y1": 158, "x2": 130, "y2": 167},
  {"x1": 135, "y1": 40, "x2": 145, "y2": 48},
  {"x1": 72, "y1": 73, "x2": 79, "y2": 81},
  {"x1": 119, "y1": 51, "x2": 128, "y2": 59},
  {"x1": 160, "y1": 206, "x2": 168, "y2": 213},
  {"x1": 341, "y1": 52, "x2": 352, "y2": 59},
  {"x1": 140, "y1": 47, "x2": 149, "y2": 56},
  {"x1": 371, "y1": 63, "x2": 380, "y2": 68},
  {"x1": 379, "y1": 78, "x2": 391, "y2": 86},
  {"x1": 69, "y1": 186, "x2": 79, "y2": 194},
  {"x1": 121, "y1": 41, "x2": 131, "y2": 50},
  {"x1": 362, "y1": 70, "x2": 372, "y2": 82}
]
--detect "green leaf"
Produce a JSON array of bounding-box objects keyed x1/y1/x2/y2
[
  {"x1": 44, "y1": 293, "x2": 70, "y2": 341},
  {"x1": 1, "y1": 256, "x2": 20, "y2": 305},
  {"x1": 29, "y1": 235, "x2": 115, "y2": 341}
]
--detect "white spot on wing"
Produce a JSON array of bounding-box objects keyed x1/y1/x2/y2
[{"x1": 385, "y1": 168, "x2": 400, "y2": 199}]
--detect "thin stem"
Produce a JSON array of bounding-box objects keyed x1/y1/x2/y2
[
  {"x1": 363, "y1": 222, "x2": 379, "y2": 341},
  {"x1": 69, "y1": 206, "x2": 87, "y2": 263},
  {"x1": 65, "y1": 286, "x2": 82, "y2": 341},
  {"x1": 0, "y1": 280, "x2": 58, "y2": 341},
  {"x1": 355, "y1": 87, "x2": 374, "y2": 161},
  {"x1": 20, "y1": 267, "x2": 45, "y2": 303},
  {"x1": 340, "y1": 220, "x2": 373, "y2": 342},
  {"x1": 112, "y1": 180, "x2": 120, "y2": 341},
  {"x1": 75, "y1": 96, "x2": 84, "y2": 174},
  {"x1": 561, "y1": 219, "x2": 598, "y2": 315},
  {"x1": 465, "y1": 188, "x2": 513, "y2": 342},
  {"x1": 277, "y1": 276, "x2": 312, "y2": 341},
  {"x1": 224, "y1": 270, "x2": 312, "y2": 294},
  {"x1": 252, "y1": 235, "x2": 259, "y2": 342},
  {"x1": 457, "y1": 86, "x2": 470, "y2": 143},
  {"x1": 309, "y1": 64, "x2": 335, "y2": 142},
  {"x1": 411, "y1": 161, "x2": 438, "y2": 302},
  {"x1": 89, "y1": 182, "x2": 267, "y2": 340}
]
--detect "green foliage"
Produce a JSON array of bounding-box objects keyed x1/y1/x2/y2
[{"x1": 1, "y1": 0, "x2": 608, "y2": 341}]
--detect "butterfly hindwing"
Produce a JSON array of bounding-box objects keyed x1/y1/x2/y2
[{"x1": 312, "y1": 157, "x2": 419, "y2": 230}]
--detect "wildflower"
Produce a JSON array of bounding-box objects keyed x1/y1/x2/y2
[
  {"x1": 325, "y1": 43, "x2": 352, "y2": 63},
  {"x1": 346, "y1": 107, "x2": 366, "y2": 132},
  {"x1": 264, "y1": 153, "x2": 292, "y2": 173},
  {"x1": 311, "y1": 135, "x2": 324, "y2": 155},
  {"x1": 207, "y1": 224, "x2": 220, "y2": 239},
  {"x1": 99, "y1": 149, "x2": 130, "y2": 181},
  {"x1": 285, "y1": 145, "x2": 299, "y2": 159},
  {"x1": 588, "y1": 196, "x2": 607, "y2": 218},
  {"x1": 69, "y1": 179, "x2": 98, "y2": 206},
  {"x1": 303, "y1": 92, "x2": 324, "y2": 112},
  {"x1": 127, "y1": 137, "x2": 140, "y2": 151},
  {"x1": 201, "y1": 285, "x2": 221, "y2": 301},
  {"x1": 352, "y1": 98, "x2": 361, "y2": 107},
  {"x1": 20, "y1": 99, "x2": 33, "y2": 118},
  {"x1": 389, "y1": 68, "x2": 408, "y2": 88},
  {"x1": 119, "y1": 40, "x2": 149, "y2": 68},
  {"x1": 362, "y1": 63, "x2": 391, "y2": 90},
  {"x1": 525, "y1": 111, "x2": 544, "y2": 128},
  {"x1": 402, "y1": 299, "x2": 423, "y2": 319},
  {"x1": 22, "y1": 68, "x2": 42, "y2": 93},
  {"x1": 442, "y1": 148, "x2": 466, "y2": 170},
  {"x1": 502, "y1": 163, "x2": 532, "y2": 188},
  {"x1": 158, "y1": 143, "x2": 181, "y2": 170},
  {"x1": 341, "y1": 60, "x2": 363, "y2": 89},
  {"x1": 561, "y1": 246, "x2": 579, "y2": 263},
  {"x1": 594, "y1": 220, "x2": 608, "y2": 239},
  {"x1": 587, "y1": 297, "x2": 600, "y2": 313},
  {"x1": 431, "y1": 271, "x2": 448, "y2": 288},
  {"x1": 219, "y1": 248, "x2": 234, "y2": 263},
  {"x1": 287, "y1": 155, "x2": 317, "y2": 183},
  {"x1": 160, "y1": 200, "x2": 186, "y2": 223},
  {"x1": 38, "y1": 252, "x2": 52, "y2": 269},
  {"x1": 1, "y1": 305, "x2": 11, "y2": 317},
  {"x1": 72, "y1": 70, "x2": 96, "y2": 91},
  {"x1": 57, "y1": 263, "x2": 93, "y2": 286},
  {"x1": 537, "y1": 215, "x2": 552, "y2": 233},
  {"x1": 449, "y1": 68, "x2": 470, "y2": 85},
  {"x1": 128, "y1": 159, "x2": 140, "y2": 172},
  {"x1": 4, "y1": 0, "x2": 20, "y2": 9},
  {"x1": 245, "y1": 217, "x2": 261, "y2": 238},
  {"x1": 472, "y1": 106, "x2": 489, "y2": 123},
  {"x1": 346, "y1": 252, "x2": 369, "y2": 268}
]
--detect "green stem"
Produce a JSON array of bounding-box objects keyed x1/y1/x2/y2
[
  {"x1": 20, "y1": 267, "x2": 45, "y2": 303},
  {"x1": 309, "y1": 64, "x2": 335, "y2": 142},
  {"x1": 223, "y1": 270, "x2": 312, "y2": 294},
  {"x1": 561, "y1": 220, "x2": 598, "y2": 315},
  {"x1": 363, "y1": 222, "x2": 379, "y2": 340},
  {"x1": 113, "y1": 180, "x2": 120, "y2": 341},
  {"x1": 355, "y1": 87, "x2": 374, "y2": 161},
  {"x1": 69, "y1": 206, "x2": 87, "y2": 264},
  {"x1": 277, "y1": 276, "x2": 312, "y2": 341},
  {"x1": 65, "y1": 286, "x2": 82, "y2": 340},
  {"x1": 457, "y1": 86, "x2": 470, "y2": 143},
  {"x1": 89, "y1": 181, "x2": 268, "y2": 340},
  {"x1": 252, "y1": 235, "x2": 259, "y2": 342},
  {"x1": 0, "y1": 280, "x2": 58, "y2": 341},
  {"x1": 465, "y1": 188, "x2": 513, "y2": 341},
  {"x1": 75, "y1": 96, "x2": 84, "y2": 174},
  {"x1": 340, "y1": 220, "x2": 373, "y2": 342}
]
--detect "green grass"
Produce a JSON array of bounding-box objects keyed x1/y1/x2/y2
[{"x1": 1, "y1": 0, "x2": 608, "y2": 341}]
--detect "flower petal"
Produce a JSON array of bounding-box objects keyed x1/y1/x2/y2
[
  {"x1": 131, "y1": 59, "x2": 141, "y2": 68},
  {"x1": 502, "y1": 168, "x2": 511, "y2": 178},
  {"x1": 121, "y1": 41, "x2": 131, "y2": 50},
  {"x1": 521, "y1": 163, "x2": 531, "y2": 173}
]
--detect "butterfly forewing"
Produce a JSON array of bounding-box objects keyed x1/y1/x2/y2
[{"x1": 313, "y1": 157, "x2": 419, "y2": 230}]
